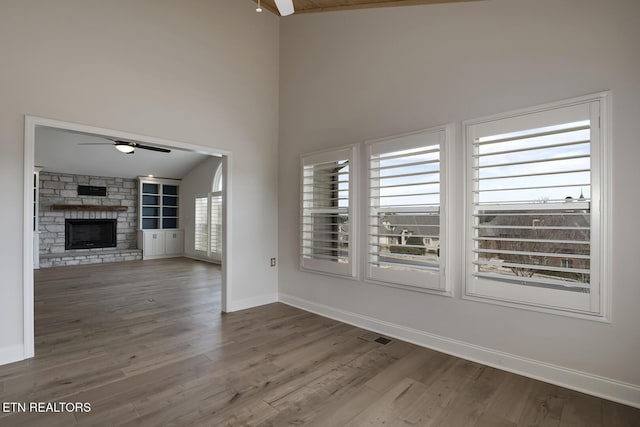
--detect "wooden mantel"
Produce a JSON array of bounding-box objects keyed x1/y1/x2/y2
[{"x1": 51, "y1": 204, "x2": 128, "y2": 212}]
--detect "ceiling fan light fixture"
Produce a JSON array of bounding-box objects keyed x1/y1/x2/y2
[
  {"x1": 115, "y1": 144, "x2": 135, "y2": 154},
  {"x1": 256, "y1": 0, "x2": 262, "y2": 12}
]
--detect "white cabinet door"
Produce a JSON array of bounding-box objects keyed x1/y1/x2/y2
[
  {"x1": 144, "y1": 231, "x2": 165, "y2": 257},
  {"x1": 164, "y1": 230, "x2": 184, "y2": 255},
  {"x1": 151, "y1": 231, "x2": 165, "y2": 256},
  {"x1": 139, "y1": 229, "x2": 182, "y2": 259}
]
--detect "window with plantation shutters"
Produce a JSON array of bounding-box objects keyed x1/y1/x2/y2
[
  {"x1": 366, "y1": 127, "x2": 450, "y2": 291},
  {"x1": 300, "y1": 146, "x2": 356, "y2": 277},
  {"x1": 465, "y1": 94, "x2": 609, "y2": 317},
  {"x1": 194, "y1": 196, "x2": 208, "y2": 253},
  {"x1": 210, "y1": 192, "x2": 223, "y2": 257},
  {"x1": 195, "y1": 192, "x2": 222, "y2": 259}
]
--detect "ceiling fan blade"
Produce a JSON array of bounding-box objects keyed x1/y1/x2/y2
[
  {"x1": 274, "y1": 0, "x2": 294, "y2": 16},
  {"x1": 133, "y1": 143, "x2": 171, "y2": 153}
]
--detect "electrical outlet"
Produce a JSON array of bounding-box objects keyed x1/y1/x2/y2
[{"x1": 270, "y1": 257, "x2": 276, "y2": 267}]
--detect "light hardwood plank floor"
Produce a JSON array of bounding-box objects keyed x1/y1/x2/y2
[{"x1": 0, "y1": 258, "x2": 637, "y2": 426}]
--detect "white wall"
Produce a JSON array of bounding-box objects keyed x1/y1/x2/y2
[
  {"x1": 0, "y1": 0, "x2": 279, "y2": 363},
  {"x1": 181, "y1": 156, "x2": 222, "y2": 260},
  {"x1": 278, "y1": 0, "x2": 640, "y2": 404}
]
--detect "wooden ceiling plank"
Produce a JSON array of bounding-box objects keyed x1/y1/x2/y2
[
  {"x1": 295, "y1": 0, "x2": 325, "y2": 12},
  {"x1": 295, "y1": 0, "x2": 485, "y2": 14},
  {"x1": 251, "y1": 0, "x2": 485, "y2": 16}
]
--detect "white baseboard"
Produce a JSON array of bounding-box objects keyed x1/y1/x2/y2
[
  {"x1": 227, "y1": 294, "x2": 278, "y2": 312},
  {"x1": 183, "y1": 254, "x2": 222, "y2": 264},
  {"x1": 0, "y1": 345, "x2": 25, "y2": 366},
  {"x1": 279, "y1": 293, "x2": 640, "y2": 409},
  {"x1": 142, "y1": 253, "x2": 185, "y2": 261}
]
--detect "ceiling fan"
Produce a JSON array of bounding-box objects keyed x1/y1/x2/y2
[
  {"x1": 79, "y1": 139, "x2": 171, "y2": 155},
  {"x1": 257, "y1": 0, "x2": 294, "y2": 16},
  {"x1": 275, "y1": 0, "x2": 294, "y2": 16}
]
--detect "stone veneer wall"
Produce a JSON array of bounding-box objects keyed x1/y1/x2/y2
[{"x1": 38, "y1": 172, "x2": 140, "y2": 267}]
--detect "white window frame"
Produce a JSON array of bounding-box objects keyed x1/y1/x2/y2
[
  {"x1": 464, "y1": 92, "x2": 611, "y2": 321},
  {"x1": 213, "y1": 164, "x2": 223, "y2": 193},
  {"x1": 364, "y1": 125, "x2": 453, "y2": 294},
  {"x1": 300, "y1": 145, "x2": 358, "y2": 278}
]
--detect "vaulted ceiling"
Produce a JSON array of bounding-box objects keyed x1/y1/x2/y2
[
  {"x1": 35, "y1": 127, "x2": 215, "y2": 180},
  {"x1": 253, "y1": 0, "x2": 484, "y2": 16}
]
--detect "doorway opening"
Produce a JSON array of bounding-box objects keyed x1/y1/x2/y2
[{"x1": 23, "y1": 116, "x2": 231, "y2": 359}]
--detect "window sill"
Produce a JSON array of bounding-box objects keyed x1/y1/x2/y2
[
  {"x1": 300, "y1": 266, "x2": 359, "y2": 282},
  {"x1": 363, "y1": 277, "x2": 453, "y2": 297},
  {"x1": 461, "y1": 291, "x2": 610, "y2": 323}
]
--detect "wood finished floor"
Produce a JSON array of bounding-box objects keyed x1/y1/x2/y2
[{"x1": 0, "y1": 258, "x2": 637, "y2": 426}]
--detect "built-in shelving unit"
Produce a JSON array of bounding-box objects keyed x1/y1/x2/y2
[
  {"x1": 140, "y1": 180, "x2": 179, "y2": 229},
  {"x1": 161, "y1": 184, "x2": 179, "y2": 229},
  {"x1": 138, "y1": 177, "x2": 183, "y2": 259},
  {"x1": 141, "y1": 181, "x2": 161, "y2": 230}
]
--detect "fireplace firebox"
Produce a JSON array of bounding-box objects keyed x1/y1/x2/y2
[{"x1": 65, "y1": 219, "x2": 117, "y2": 250}]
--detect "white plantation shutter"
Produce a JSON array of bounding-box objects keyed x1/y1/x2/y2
[
  {"x1": 194, "y1": 196, "x2": 208, "y2": 253},
  {"x1": 210, "y1": 192, "x2": 223, "y2": 257},
  {"x1": 367, "y1": 128, "x2": 448, "y2": 290},
  {"x1": 195, "y1": 192, "x2": 223, "y2": 258},
  {"x1": 300, "y1": 146, "x2": 356, "y2": 277},
  {"x1": 466, "y1": 97, "x2": 606, "y2": 315}
]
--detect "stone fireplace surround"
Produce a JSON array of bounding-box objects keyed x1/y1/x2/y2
[{"x1": 38, "y1": 172, "x2": 142, "y2": 268}]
